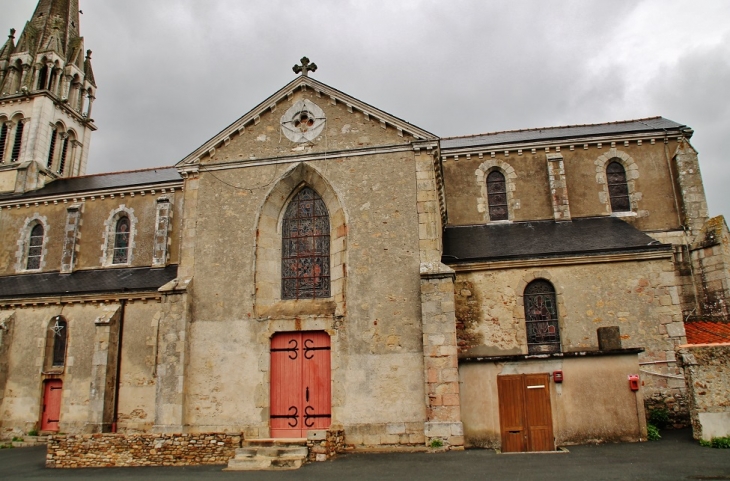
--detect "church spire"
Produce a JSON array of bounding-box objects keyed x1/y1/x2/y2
[{"x1": 14, "y1": 0, "x2": 81, "y2": 59}]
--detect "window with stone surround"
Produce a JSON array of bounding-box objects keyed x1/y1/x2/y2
[
  {"x1": 26, "y1": 223, "x2": 45, "y2": 270},
  {"x1": 281, "y1": 186, "x2": 331, "y2": 299},
  {"x1": 112, "y1": 216, "x2": 131, "y2": 264},
  {"x1": 524, "y1": 279, "x2": 561, "y2": 354},
  {"x1": 487, "y1": 170, "x2": 508, "y2": 221},
  {"x1": 0, "y1": 121, "x2": 8, "y2": 162},
  {"x1": 44, "y1": 316, "x2": 68, "y2": 370},
  {"x1": 607, "y1": 160, "x2": 630, "y2": 212},
  {"x1": 10, "y1": 119, "x2": 24, "y2": 162}
]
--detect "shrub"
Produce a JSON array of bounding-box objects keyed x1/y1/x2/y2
[
  {"x1": 710, "y1": 436, "x2": 730, "y2": 449},
  {"x1": 647, "y1": 423, "x2": 661, "y2": 441},
  {"x1": 648, "y1": 409, "x2": 670, "y2": 429}
]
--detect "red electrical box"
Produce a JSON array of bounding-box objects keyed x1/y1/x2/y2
[
  {"x1": 553, "y1": 370, "x2": 563, "y2": 383},
  {"x1": 628, "y1": 374, "x2": 640, "y2": 391}
]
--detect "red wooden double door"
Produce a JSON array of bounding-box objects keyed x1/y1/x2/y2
[
  {"x1": 498, "y1": 373, "x2": 554, "y2": 452},
  {"x1": 270, "y1": 331, "x2": 331, "y2": 438}
]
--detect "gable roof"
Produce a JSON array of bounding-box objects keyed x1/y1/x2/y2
[
  {"x1": 441, "y1": 117, "x2": 689, "y2": 151},
  {"x1": 442, "y1": 216, "x2": 670, "y2": 264},
  {"x1": 685, "y1": 321, "x2": 730, "y2": 345},
  {"x1": 0, "y1": 167, "x2": 182, "y2": 202},
  {"x1": 177, "y1": 76, "x2": 438, "y2": 167}
]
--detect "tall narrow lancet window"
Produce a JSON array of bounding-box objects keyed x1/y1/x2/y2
[
  {"x1": 46, "y1": 129, "x2": 57, "y2": 169},
  {"x1": 0, "y1": 123, "x2": 7, "y2": 162},
  {"x1": 58, "y1": 135, "x2": 69, "y2": 175},
  {"x1": 282, "y1": 187, "x2": 331, "y2": 299},
  {"x1": 607, "y1": 161, "x2": 630, "y2": 212},
  {"x1": 487, "y1": 170, "x2": 508, "y2": 221},
  {"x1": 524, "y1": 279, "x2": 561, "y2": 354},
  {"x1": 50, "y1": 317, "x2": 68, "y2": 367},
  {"x1": 11, "y1": 121, "x2": 23, "y2": 162},
  {"x1": 112, "y1": 216, "x2": 130, "y2": 264},
  {"x1": 37, "y1": 64, "x2": 49, "y2": 90},
  {"x1": 26, "y1": 224, "x2": 44, "y2": 270}
]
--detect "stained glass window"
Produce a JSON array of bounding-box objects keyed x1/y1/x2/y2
[
  {"x1": 26, "y1": 224, "x2": 44, "y2": 270},
  {"x1": 112, "y1": 216, "x2": 130, "y2": 264},
  {"x1": 487, "y1": 170, "x2": 508, "y2": 221},
  {"x1": 282, "y1": 187, "x2": 330, "y2": 299},
  {"x1": 607, "y1": 161, "x2": 630, "y2": 212},
  {"x1": 524, "y1": 279, "x2": 561, "y2": 354},
  {"x1": 51, "y1": 318, "x2": 67, "y2": 367}
]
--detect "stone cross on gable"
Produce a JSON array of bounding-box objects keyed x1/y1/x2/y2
[{"x1": 293, "y1": 57, "x2": 317, "y2": 77}]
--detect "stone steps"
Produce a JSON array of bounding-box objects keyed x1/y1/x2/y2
[{"x1": 224, "y1": 438, "x2": 308, "y2": 471}]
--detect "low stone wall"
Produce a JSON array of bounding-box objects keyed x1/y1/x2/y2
[
  {"x1": 678, "y1": 344, "x2": 730, "y2": 441},
  {"x1": 47, "y1": 433, "x2": 242, "y2": 468},
  {"x1": 307, "y1": 429, "x2": 345, "y2": 462}
]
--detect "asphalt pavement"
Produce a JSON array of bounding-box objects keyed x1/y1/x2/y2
[{"x1": 0, "y1": 429, "x2": 728, "y2": 480}]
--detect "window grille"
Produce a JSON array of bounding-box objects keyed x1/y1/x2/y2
[
  {"x1": 282, "y1": 187, "x2": 330, "y2": 299},
  {"x1": 51, "y1": 318, "x2": 67, "y2": 367},
  {"x1": 112, "y1": 217, "x2": 130, "y2": 264},
  {"x1": 47, "y1": 130, "x2": 57, "y2": 169},
  {"x1": 524, "y1": 279, "x2": 561, "y2": 353},
  {"x1": 11, "y1": 121, "x2": 23, "y2": 162},
  {"x1": 607, "y1": 161, "x2": 630, "y2": 212},
  {"x1": 26, "y1": 224, "x2": 44, "y2": 270},
  {"x1": 487, "y1": 170, "x2": 508, "y2": 221},
  {"x1": 0, "y1": 123, "x2": 7, "y2": 162}
]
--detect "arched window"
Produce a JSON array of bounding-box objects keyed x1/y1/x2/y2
[
  {"x1": 112, "y1": 216, "x2": 130, "y2": 264},
  {"x1": 487, "y1": 170, "x2": 508, "y2": 221},
  {"x1": 282, "y1": 187, "x2": 331, "y2": 300},
  {"x1": 58, "y1": 133, "x2": 70, "y2": 174},
  {"x1": 11, "y1": 120, "x2": 24, "y2": 162},
  {"x1": 524, "y1": 279, "x2": 561, "y2": 354},
  {"x1": 607, "y1": 161, "x2": 630, "y2": 212},
  {"x1": 0, "y1": 122, "x2": 7, "y2": 162},
  {"x1": 49, "y1": 317, "x2": 68, "y2": 367},
  {"x1": 46, "y1": 128, "x2": 57, "y2": 169},
  {"x1": 37, "y1": 64, "x2": 49, "y2": 90},
  {"x1": 26, "y1": 223, "x2": 44, "y2": 270}
]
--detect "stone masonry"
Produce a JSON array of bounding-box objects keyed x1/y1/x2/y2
[{"x1": 47, "y1": 433, "x2": 242, "y2": 468}]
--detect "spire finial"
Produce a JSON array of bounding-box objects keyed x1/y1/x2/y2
[
  {"x1": 9, "y1": 28, "x2": 15, "y2": 39},
  {"x1": 293, "y1": 57, "x2": 317, "y2": 77},
  {"x1": 86, "y1": 49, "x2": 92, "y2": 60}
]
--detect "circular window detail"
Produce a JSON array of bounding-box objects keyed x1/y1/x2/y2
[{"x1": 281, "y1": 100, "x2": 326, "y2": 143}]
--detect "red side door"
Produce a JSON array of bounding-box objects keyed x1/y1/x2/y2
[
  {"x1": 41, "y1": 379, "x2": 63, "y2": 432},
  {"x1": 270, "y1": 332, "x2": 331, "y2": 438}
]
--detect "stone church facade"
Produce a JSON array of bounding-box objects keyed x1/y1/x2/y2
[{"x1": 1, "y1": 0, "x2": 728, "y2": 453}]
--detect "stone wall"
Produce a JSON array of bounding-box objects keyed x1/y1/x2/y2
[
  {"x1": 46, "y1": 433, "x2": 242, "y2": 468},
  {"x1": 678, "y1": 344, "x2": 730, "y2": 441},
  {"x1": 307, "y1": 429, "x2": 345, "y2": 462}
]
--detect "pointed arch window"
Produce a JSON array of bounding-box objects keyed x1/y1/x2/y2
[
  {"x1": 58, "y1": 134, "x2": 69, "y2": 175},
  {"x1": 50, "y1": 317, "x2": 68, "y2": 367},
  {"x1": 282, "y1": 187, "x2": 331, "y2": 299},
  {"x1": 487, "y1": 170, "x2": 508, "y2": 221},
  {"x1": 47, "y1": 129, "x2": 57, "y2": 169},
  {"x1": 607, "y1": 161, "x2": 630, "y2": 212},
  {"x1": 37, "y1": 64, "x2": 49, "y2": 90},
  {"x1": 0, "y1": 123, "x2": 7, "y2": 162},
  {"x1": 524, "y1": 279, "x2": 561, "y2": 354},
  {"x1": 26, "y1": 223, "x2": 44, "y2": 270},
  {"x1": 11, "y1": 120, "x2": 24, "y2": 162},
  {"x1": 112, "y1": 216, "x2": 130, "y2": 264}
]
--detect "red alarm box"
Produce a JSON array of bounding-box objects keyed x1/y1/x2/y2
[
  {"x1": 553, "y1": 370, "x2": 563, "y2": 383},
  {"x1": 628, "y1": 374, "x2": 640, "y2": 391}
]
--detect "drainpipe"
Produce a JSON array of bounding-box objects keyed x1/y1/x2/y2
[{"x1": 111, "y1": 299, "x2": 126, "y2": 433}]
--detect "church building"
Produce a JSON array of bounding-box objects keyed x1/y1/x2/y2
[{"x1": 1, "y1": 0, "x2": 728, "y2": 460}]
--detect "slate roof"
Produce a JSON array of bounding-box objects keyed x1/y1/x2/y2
[
  {"x1": 0, "y1": 265, "x2": 178, "y2": 299},
  {"x1": 441, "y1": 117, "x2": 687, "y2": 150},
  {"x1": 685, "y1": 321, "x2": 730, "y2": 344},
  {"x1": 442, "y1": 217, "x2": 670, "y2": 264},
  {"x1": 0, "y1": 167, "x2": 182, "y2": 201}
]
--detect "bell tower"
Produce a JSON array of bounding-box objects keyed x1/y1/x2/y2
[{"x1": 0, "y1": 0, "x2": 96, "y2": 193}]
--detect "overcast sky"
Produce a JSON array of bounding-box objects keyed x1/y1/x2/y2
[{"x1": 2, "y1": 0, "x2": 729, "y2": 220}]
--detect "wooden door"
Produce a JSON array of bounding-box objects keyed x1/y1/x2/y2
[
  {"x1": 270, "y1": 331, "x2": 331, "y2": 438},
  {"x1": 41, "y1": 379, "x2": 63, "y2": 432},
  {"x1": 498, "y1": 373, "x2": 554, "y2": 452}
]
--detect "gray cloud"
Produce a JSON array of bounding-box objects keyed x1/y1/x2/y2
[{"x1": 1, "y1": 0, "x2": 729, "y2": 219}]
